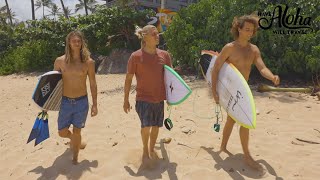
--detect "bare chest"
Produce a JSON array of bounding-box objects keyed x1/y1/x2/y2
[
  {"x1": 61, "y1": 62, "x2": 87, "y2": 77},
  {"x1": 227, "y1": 48, "x2": 255, "y2": 69}
]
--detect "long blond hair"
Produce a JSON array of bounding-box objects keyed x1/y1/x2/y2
[
  {"x1": 65, "y1": 30, "x2": 91, "y2": 63},
  {"x1": 135, "y1": 25, "x2": 157, "y2": 48}
]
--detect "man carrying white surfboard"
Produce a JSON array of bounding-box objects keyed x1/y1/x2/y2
[
  {"x1": 211, "y1": 15, "x2": 280, "y2": 170},
  {"x1": 123, "y1": 25, "x2": 172, "y2": 164},
  {"x1": 53, "y1": 30, "x2": 98, "y2": 164}
]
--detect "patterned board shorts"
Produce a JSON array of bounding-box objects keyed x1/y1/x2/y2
[
  {"x1": 135, "y1": 101, "x2": 164, "y2": 128},
  {"x1": 57, "y1": 95, "x2": 89, "y2": 130}
]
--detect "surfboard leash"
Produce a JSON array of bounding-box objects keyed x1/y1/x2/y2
[
  {"x1": 213, "y1": 104, "x2": 223, "y2": 132},
  {"x1": 191, "y1": 84, "x2": 224, "y2": 133},
  {"x1": 192, "y1": 87, "x2": 215, "y2": 120},
  {"x1": 164, "y1": 105, "x2": 173, "y2": 131}
]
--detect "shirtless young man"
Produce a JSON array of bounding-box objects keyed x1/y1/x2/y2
[
  {"x1": 54, "y1": 30, "x2": 98, "y2": 164},
  {"x1": 211, "y1": 15, "x2": 280, "y2": 170}
]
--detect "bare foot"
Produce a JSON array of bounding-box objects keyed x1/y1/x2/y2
[
  {"x1": 72, "y1": 155, "x2": 78, "y2": 165},
  {"x1": 139, "y1": 152, "x2": 151, "y2": 170},
  {"x1": 142, "y1": 151, "x2": 150, "y2": 162},
  {"x1": 150, "y1": 151, "x2": 160, "y2": 160},
  {"x1": 219, "y1": 147, "x2": 233, "y2": 156},
  {"x1": 66, "y1": 141, "x2": 87, "y2": 150},
  {"x1": 79, "y1": 142, "x2": 87, "y2": 149},
  {"x1": 244, "y1": 156, "x2": 263, "y2": 171}
]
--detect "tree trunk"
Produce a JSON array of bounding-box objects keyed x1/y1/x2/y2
[
  {"x1": 42, "y1": 5, "x2": 45, "y2": 18},
  {"x1": 60, "y1": 0, "x2": 69, "y2": 19},
  {"x1": 84, "y1": 0, "x2": 88, "y2": 16},
  {"x1": 31, "y1": 0, "x2": 35, "y2": 20},
  {"x1": 5, "y1": 0, "x2": 13, "y2": 26},
  {"x1": 257, "y1": 84, "x2": 313, "y2": 93}
]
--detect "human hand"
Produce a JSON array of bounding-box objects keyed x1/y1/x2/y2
[
  {"x1": 91, "y1": 105, "x2": 98, "y2": 117},
  {"x1": 123, "y1": 100, "x2": 131, "y2": 114},
  {"x1": 272, "y1": 75, "x2": 280, "y2": 86}
]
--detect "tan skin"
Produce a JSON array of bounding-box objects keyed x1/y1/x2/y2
[
  {"x1": 54, "y1": 35, "x2": 98, "y2": 164},
  {"x1": 211, "y1": 22, "x2": 280, "y2": 170},
  {"x1": 123, "y1": 27, "x2": 162, "y2": 162}
]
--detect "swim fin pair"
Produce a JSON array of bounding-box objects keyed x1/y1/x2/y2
[{"x1": 27, "y1": 111, "x2": 49, "y2": 146}]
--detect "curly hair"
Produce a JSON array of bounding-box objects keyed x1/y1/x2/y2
[
  {"x1": 65, "y1": 30, "x2": 91, "y2": 64},
  {"x1": 231, "y1": 15, "x2": 259, "y2": 39}
]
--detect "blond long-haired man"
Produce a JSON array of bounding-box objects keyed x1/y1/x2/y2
[{"x1": 54, "y1": 30, "x2": 98, "y2": 164}]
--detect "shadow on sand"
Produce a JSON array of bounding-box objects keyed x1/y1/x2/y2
[
  {"x1": 124, "y1": 139, "x2": 178, "y2": 180},
  {"x1": 201, "y1": 146, "x2": 284, "y2": 180},
  {"x1": 29, "y1": 149, "x2": 98, "y2": 180}
]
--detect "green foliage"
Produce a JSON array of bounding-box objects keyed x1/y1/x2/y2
[
  {"x1": 0, "y1": 1, "x2": 318, "y2": 78},
  {"x1": 0, "y1": 40, "x2": 62, "y2": 75},
  {"x1": 164, "y1": 0, "x2": 320, "y2": 77},
  {"x1": 0, "y1": 6, "x2": 153, "y2": 75},
  {"x1": 0, "y1": 26, "x2": 15, "y2": 55},
  {"x1": 164, "y1": 0, "x2": 261, "y2": 67}
]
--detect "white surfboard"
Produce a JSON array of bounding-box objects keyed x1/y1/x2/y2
[
  {"x1": 199, "y1": 50, "x2": 256, "y2": 129},
  {"x1": 164, "y1": 65, "x2": 192, "y2": 105},
  {"x1": 32, "y1": 71, "x2": 62, "y2": 111}
]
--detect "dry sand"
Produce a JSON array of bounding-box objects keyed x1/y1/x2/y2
[{"x1": 0, "y1": 74, "x2": 319, "y2": 180}]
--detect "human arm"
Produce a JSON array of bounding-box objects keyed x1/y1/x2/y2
[
  {"x1": 123, "y1": 74, "x2": 134, "y2": 113},
  {"x1": 254, "y1": 47, "x2": 280, "y2": 86},
  {"x1": 211, "y1": 44, "x2": 232, "y2": 103},
  {"x1": 53, "y1": 57, "x2": 61, "y2": 71},
  {"x1": 123, "y1": 54, "x2": 136, "y2": 113},
  {"x1": 87, "y1": 59, "x2": 98, "y2": 117}
]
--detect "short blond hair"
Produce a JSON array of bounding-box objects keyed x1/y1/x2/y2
[{"x1": 135, "y1": 25, "x2": 157, "y2": 48}]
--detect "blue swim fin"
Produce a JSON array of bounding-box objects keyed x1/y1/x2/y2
[
  {"x1": 35, "y1": 113, "x2": 49, "y2": 146},
  {"x1": 27, "y1": 113, "x2": 42, "y2": 144}
]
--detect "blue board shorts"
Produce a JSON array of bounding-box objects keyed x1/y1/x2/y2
[
  {"x1": 58, "y1": 95, "x2": 89, "y2": 130},
  {"x1": 135, "y1": 101, "x2": 164, "y2": 128}
]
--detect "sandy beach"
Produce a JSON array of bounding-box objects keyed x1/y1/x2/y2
[{"x1": 0, "y1": 73, "x2": 319, "y2": 180}]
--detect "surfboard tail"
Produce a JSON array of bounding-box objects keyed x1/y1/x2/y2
[{"x1": 164, "y1": 65, "x2": 192, "y2": 105}]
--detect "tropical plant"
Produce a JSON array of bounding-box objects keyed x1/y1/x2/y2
[
  {"x1": 49, "y1": 4, "x2": 61, "y2": 20},
  {"x1": 0, "y1": 6, "x2": 153, "y2": 74},
  {"x1": 0, "y1": 5, "x2": 17, "y2": 26},
  {"x1": 0, "y1": 6, "x2": 8, "y2": 25},
  {"x1": 164, "y1": 0, "x2": 319, "y2": 78},
  {"x1": 35, "y1": 0, "x2": 54, "y2": 18},
  {"x1": 75, "y1": 0, "x2": 97, "y2": 15}
]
